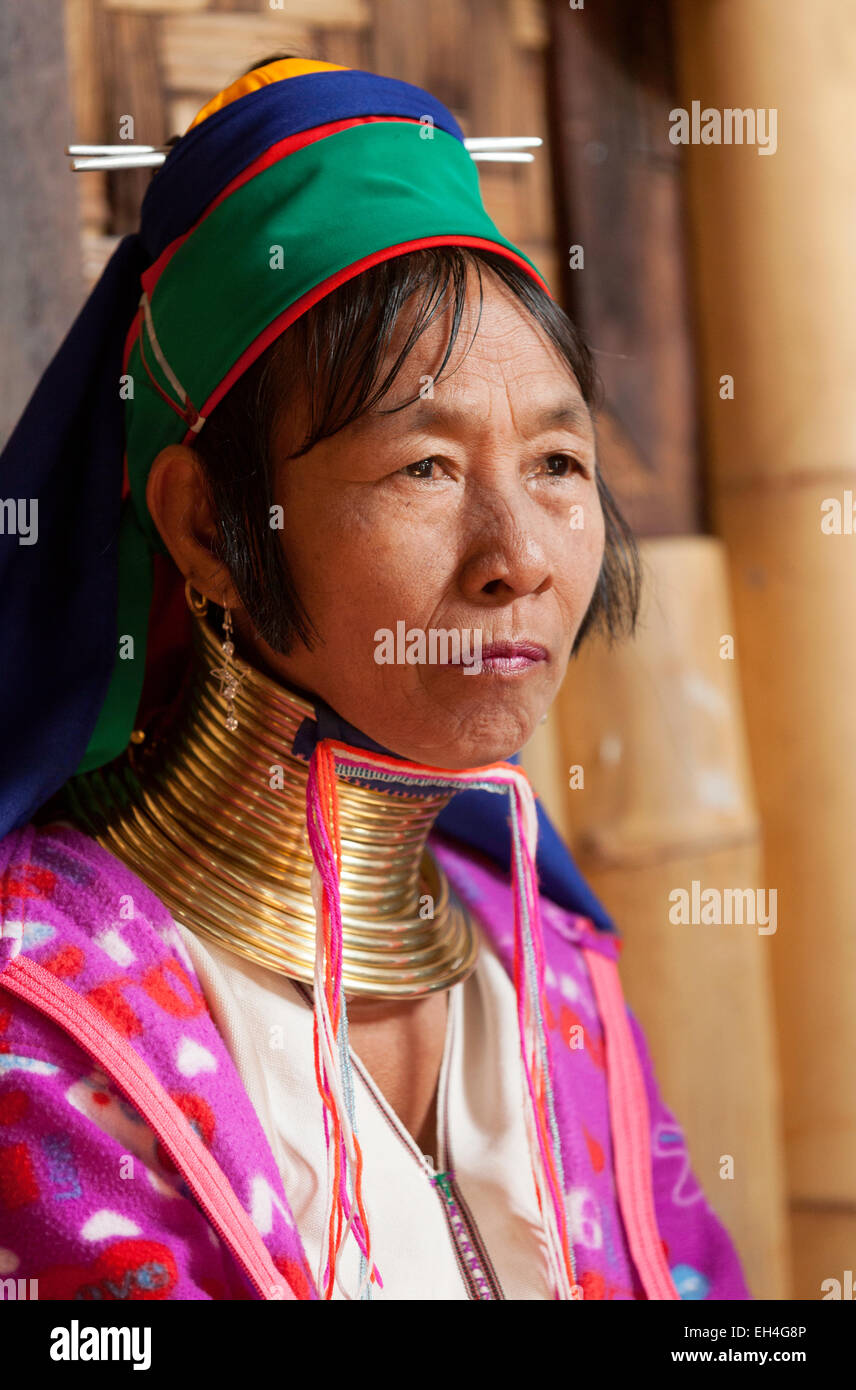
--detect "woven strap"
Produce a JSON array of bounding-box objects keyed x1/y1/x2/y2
[
  {"x1": 582, "y1": 948, "x2": 680, "y2": 1300},
  {"x1": 0, "y1": 955, "x2": 298, "y2": 1301}
]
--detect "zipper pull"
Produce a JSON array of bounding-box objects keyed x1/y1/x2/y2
[{"x1": 432, "y1": 1170, "x2": 455, "y2": 1203}]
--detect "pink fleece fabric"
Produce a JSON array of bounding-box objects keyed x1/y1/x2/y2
[{"x1": 0, "y1": 822, "x2": 750, "y2": 1301}]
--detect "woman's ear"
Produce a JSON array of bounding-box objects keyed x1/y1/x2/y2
[{"x1": 145, "y1": 444, "x2": 241, "y2": 609}]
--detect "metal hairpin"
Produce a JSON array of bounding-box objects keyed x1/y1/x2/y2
[{"x1": 65, "y1": 135, "x2": 542, "y2": 171}]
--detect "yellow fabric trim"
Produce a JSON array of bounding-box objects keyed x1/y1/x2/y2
[{"x1": 186, "y1": 58, "x2": 349, "y2": 133}]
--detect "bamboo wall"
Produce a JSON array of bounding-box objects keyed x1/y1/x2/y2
[
  {"x1": 523, "y1": 537, "x2": 790, "y2": 1297},
  {"x1": 524, "y1": 3, "x2": 789, "y2": 1299},
  {"x1": 671, "y1": 0, "x2": 856, "y2": 1302}
]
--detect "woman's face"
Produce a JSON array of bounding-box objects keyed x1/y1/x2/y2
[
  {"x1": 251, "y1": 267, "x2": 605, "y2": 768},
  {"x1": 150, "y1": 266, "x2": 605, "y2": 770}
]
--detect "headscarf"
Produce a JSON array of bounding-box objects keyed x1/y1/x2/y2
[{"x1": 0, "y1": 57, "x2": 616, "y2": 935}]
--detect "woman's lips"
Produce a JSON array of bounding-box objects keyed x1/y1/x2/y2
[{"x1": 472, "y1": 641, "x2": 548, "y2": 674}]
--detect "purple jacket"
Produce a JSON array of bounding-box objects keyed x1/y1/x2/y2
[{"x1": 0, "y1": 822, "x2": 750, "y2": 1300}]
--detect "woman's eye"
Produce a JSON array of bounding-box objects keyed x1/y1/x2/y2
[
  {"x1": 398, "y1": 454, "x2": 587, "y2": 481},
  {"x1": 402, "y1": 457, "x2": 438, "y2": 479},
  {"x1": 544, "y1": 453, "x2": 581, "y2": 477}
]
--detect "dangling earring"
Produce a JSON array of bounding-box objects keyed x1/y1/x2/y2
[
  {"x1": 186, "y1": 581, "x2": 244, "y2": 733},
  {"x1": 220, "y1": 608, "x2": 240, "y2": 732},
  {"x1": 210, "y1": 606, "x2": 244, "y2": 732}
]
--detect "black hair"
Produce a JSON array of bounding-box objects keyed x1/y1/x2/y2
[{"x1": 190, "y1": 245, "x2": 640, "y2": 659}]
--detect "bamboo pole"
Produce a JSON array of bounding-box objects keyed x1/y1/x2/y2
[
  {"x1": 523, "y1": 536, "x2": 790, "y2": 1299},
  {"x1": 670, "y1": 0, "x2": 856, "y2": 1300}
]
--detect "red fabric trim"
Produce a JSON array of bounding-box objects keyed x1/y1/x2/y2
[
  {"x1": 181, "y1": 235, "x2": 551, "y2": 441},
  {"x1": 134, "y1": 551, "x2": 193, "y2": 740},
  {"x1": 137, "y1": 312, "x2": 198, "y2": 428},
  {"x1": 0, "y1": 956, "x2": 301, "y2": 1301},
  {"x1": 581, "y1": 948, "x2": 680, "y2": 1301}
]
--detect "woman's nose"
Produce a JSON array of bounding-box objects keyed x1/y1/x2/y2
[{"x1": 457, "y1": 492, "x2": 553, "y2": 601}]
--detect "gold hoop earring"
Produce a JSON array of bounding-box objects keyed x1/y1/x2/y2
[{"x1": 185, "y1": 579, "x2": 209, "y2": 617}]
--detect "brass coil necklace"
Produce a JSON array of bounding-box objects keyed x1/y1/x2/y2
[{"x1": 65, "y1": 612, "x2": 479, "y2": 997}]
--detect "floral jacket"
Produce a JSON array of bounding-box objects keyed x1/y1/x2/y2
[{"x1": 0, "y1": 822, "x2": 750, "y2": 1301}]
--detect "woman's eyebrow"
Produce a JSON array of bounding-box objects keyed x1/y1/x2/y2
[{"x1": 371, "y1": 395, "x2": 594, "y2": 436}]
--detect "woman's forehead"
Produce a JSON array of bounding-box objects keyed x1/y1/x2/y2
[
  {"x1": 372, "y1": 278, "x2": 587, "y2": 401},
  {"x1": 272, "y1": 263, "x2": 589, "y2": 459}
]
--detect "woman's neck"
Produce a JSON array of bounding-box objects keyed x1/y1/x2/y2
[{"x1": 63, "y1": 612, "x2": 478, "y2": 998}]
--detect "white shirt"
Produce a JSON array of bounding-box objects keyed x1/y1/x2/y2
[{"x1": 175, "y1": 918, "x2": 553, "y2": 1300}]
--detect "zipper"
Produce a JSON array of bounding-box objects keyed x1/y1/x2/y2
[
  {"x1": 432, "y1": 984, "x2": 505, "y2": 1301},
  {"x1": 293, "y1": 976, "x2": 504, "y2": 1299}
]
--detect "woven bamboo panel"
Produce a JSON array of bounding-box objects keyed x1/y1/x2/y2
[
  {"x1": 160, "y1": 15, "x2": 313, "y2": 92},
  {"x1": 62, "y1": 0, "x2": 557, "y2": 288}
]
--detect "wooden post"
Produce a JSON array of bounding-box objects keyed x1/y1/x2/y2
[
  {"x1": 671, "y1": 0, "x2": 856, "y2": 1300},
  {"x1": 538, "y1": 2, "x2": 790, "y2": 1298},
  {"x1": 523, "y1": 537, "x2": 791, "y2": 1298},
  {"x1": 546, "y1": 0, "x2": 703, "y2": 537}
]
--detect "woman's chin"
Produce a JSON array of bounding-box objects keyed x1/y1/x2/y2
[{"x1": 371, "y1": 712, "x2": 543, "y2": 772}]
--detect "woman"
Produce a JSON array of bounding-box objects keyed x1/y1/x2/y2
[{"x1": 0, "y1": 56, "x2": 749, "y2": 1301}]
